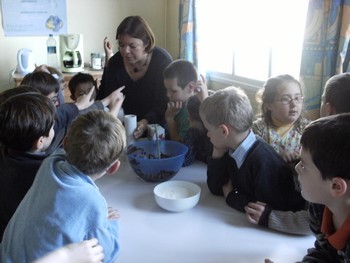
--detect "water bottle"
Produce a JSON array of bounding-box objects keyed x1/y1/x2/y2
[{"x1": 47, "y1": 34, "x2": 58, "y2": 68}]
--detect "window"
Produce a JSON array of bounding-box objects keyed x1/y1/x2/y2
[{"x1": 196, "y1": 0, "x2": 309, "y2": 88}]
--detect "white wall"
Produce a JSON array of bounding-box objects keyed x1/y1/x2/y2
[{"x1": 0, "y1": 0, "x2": 180, "y2": 92}]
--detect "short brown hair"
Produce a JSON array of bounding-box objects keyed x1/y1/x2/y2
[{"x1": 64, "y1": 110, "x2": 126, "y2": 175}]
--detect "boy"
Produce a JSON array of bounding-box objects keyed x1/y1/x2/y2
[
  {"x1": 183, "y1": 94, "x2": 213, "y2": 166},
  {"x1": 21, "y1": 71, "x2": 124, "y2": 152},
  {"x1": 0, "y1": 91, "x2": 56, "y2": 240},
  {"x1": 163, "y1": 59, "x2": 208, "y2": 142},
  {"x1": 246, "y1": 72, "x2": 350, "y2": 235},
  {"x1": 68, "y1": 72, "x2": 125, "y2": 119},
  {"x1": 0, "y1": 110, "x2": 125, "y2": 263},
  {"x1": 296, "y1": 113, "x2": 350, "y2": 261},
  {"x1": 22, "y1": 71, "x2": 62, "y2": 106},
  {"x1": 68, "y1": 72, "x2": 97, "y2": 102},
  {"x1": 199, "y1": 86, "x2": 305, "y2": 213}
]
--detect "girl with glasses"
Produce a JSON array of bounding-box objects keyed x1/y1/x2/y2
[{"x1": 252, "y1": 74, "x2": 309, "y2": 163}]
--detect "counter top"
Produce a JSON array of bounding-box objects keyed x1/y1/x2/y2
[{"x1": 96, "y1": 156, "x2": 315, "y2": 263}]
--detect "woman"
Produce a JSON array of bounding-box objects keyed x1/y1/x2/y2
[{"x1": 97, "y1": 16, "x2": 173, "y2": 139}]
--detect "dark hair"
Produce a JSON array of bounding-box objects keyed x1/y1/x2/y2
[
  {"x1": 21, "y1": 71, "x2": 60, "y2": 96},
  {"x1": 116, "y1": 16, "x2": 155, "y2": 53},
  {"x1": 256, "y1": 74, "x2": 305, "y2": 132},
  {"x1": 0, "y1": 85, "x2": 39, "y2": 104},
  {"x1": 0, "y1": 90, "x2": 56, "y2": 151},
  {"x1": 163, "y1": 59, "x2": 198, "y2": 89},
  {"x1": 68, "y1": 72, "x2": 96, "y2": 96},
  {"x1": 187, "y1": 95, "x2": 201, "y2": 122},
  {"x1": 323, "y1": 73, "x2": 350, "y2": 114},
  {"x1": 300, "y1": 113, "x2": 350, "y2": 180}
]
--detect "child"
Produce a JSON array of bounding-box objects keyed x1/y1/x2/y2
[
  {"x1": 22, "y1": 71, "x2": 61, "y2": 106},
  {"x1": 34, "y1": 64, "x2": 66, "y2": 105},
  {"x1": 320, "y1": 72, "x2": 350, "y2": 115},
  {"x1": 68, "y1": 72, "x2": 125, "y2": 119},
  {"x1": 163, "y1": 59, "x2": 208, "y2": 142},
  {"x1": 298, "y1": 114, "x2": 350, "y2": 261},
  {"x1": 0, "y1": 110, "x2": 126, "y2": 263},
  {"x1": 68, "y1": 72, "x2": 97, "y2": 102},
  {"x1": 199, "y1": 86, "x2": 305, "y2": 214},
  {"x1": 246, "y1": 73, "x2": 350, "y2": 235},
  {"x1": 252, "y1": 74, "x2": 309, "y2": 163},
  {"x1": 21, "y1": 71, "x2": 124, "y2": 152},
  {"x1": 183, "y1": 94, "x2": 213, "y2": 166},
  {"x1": 0, "y1": 90, "x2": 56, "y2": 240}
]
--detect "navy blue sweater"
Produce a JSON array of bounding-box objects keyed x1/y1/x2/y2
[{"x1": 207, "y1": 138, "x2": 305, "y2": 213}]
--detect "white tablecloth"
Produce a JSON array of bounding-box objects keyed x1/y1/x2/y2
[{"x1": 96, "y1": 156, "x2": 315, "y2": 263}]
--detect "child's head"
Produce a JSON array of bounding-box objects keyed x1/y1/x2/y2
[
  {"x1": 257, "y1": 74, "x2": 304, "y2": 127},
  {"x1": 64, "y1": 110, "x2": 126, "y2": 175},
  {"x1": 68, "y1": 73, "x2": 97, "y2": 101},
  {"x1": 0, "y1": 85, "x2": 39, "y2": 104},
  {"x1": 0, "y1": 88, "x2": 56, "y2": 152},
  {"x1": 163, "y1": 59, "x2": 198, "y2": 102},
  {"x1": 320, "y1": 73, "x2": 350, "y2": 117},
  {"x1": 296, "y1": 113, "x2": 350, "y2": 204},
  {"x1": 34, "y1": 64, "x2": 66, "y2": 92},
  {"x1": 187, "y1": 95, "x2": 205, "y2": 131},
  {"x1": 21, "y1": 71, "x2": 61, "y2": 106},
  {"x1": 199, "y1": 86, "x2": 253, "y2": 147}
]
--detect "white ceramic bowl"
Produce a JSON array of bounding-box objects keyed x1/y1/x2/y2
[{"x1": 154, "y1": 181, "x2": 201, "y2": 212}]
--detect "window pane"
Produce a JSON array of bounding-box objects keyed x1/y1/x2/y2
[{"x1": 196, "y1": 0, "x2": 309, "y2": 83}]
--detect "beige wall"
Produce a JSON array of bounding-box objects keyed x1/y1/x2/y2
[{"x1": 0, "y1": 0, "x2": 180, "y2": 92}]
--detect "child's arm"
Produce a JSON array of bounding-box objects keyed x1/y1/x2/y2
[
  {"x1": 74, "y1": 87, "x2": 95, "y2": 111},
  {"x1": 245, "y1": 202, "x2": 311, "y2": 235},
  {"x1": 165, "y1": 101, "x2": 182, "y2": 142},
  {"x1": 195, "y1": 74, "x2": 208, "y2": 102}
]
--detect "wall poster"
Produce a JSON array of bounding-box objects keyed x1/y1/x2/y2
[{"x1": 1, "y1": 0, "x2": 67, "y2": 36}]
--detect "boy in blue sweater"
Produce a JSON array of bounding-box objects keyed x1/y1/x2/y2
[
  {"x1": 0, "y1": 110, "x2": 125, "y2": 263},
  {"x1": 199, "y1": 86, "x2": 305, "y2": 214}
]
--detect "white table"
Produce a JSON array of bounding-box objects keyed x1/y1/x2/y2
[{"x1": 96, "y1": 156, "x2": 315, "y2": 263}]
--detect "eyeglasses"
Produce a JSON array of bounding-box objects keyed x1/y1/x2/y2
[{"x1": 275, "y1": 95, "x2": 304, "y2": 105}]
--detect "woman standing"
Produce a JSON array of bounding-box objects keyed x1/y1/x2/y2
[{"x1": 97, "y1": 16, "x2": 172, "y2": 139}]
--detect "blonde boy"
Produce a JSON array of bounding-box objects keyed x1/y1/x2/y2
[{"x1": 199, "y1": 86, "x2": 305, "y2": 213}]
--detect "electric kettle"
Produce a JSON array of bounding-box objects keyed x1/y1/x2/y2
[{"x1": 17, "y1": 48, "x2": 35, "y2": 74}]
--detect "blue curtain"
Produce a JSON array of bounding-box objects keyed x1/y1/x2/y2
[
  {"x1": 300, "y1": 0, "x2": 350, "y2": 119},
  {"x1": 179, "y1": 0, "x2": 198, "y2": 68}
]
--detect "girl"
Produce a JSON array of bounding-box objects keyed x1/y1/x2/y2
[{"x1": 252, "y1": 74, "x2": 309, "y2": 163}]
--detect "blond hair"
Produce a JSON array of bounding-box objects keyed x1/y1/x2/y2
[
  {"x1": 200, "y1": 86, "x2": 253, "y2": 132},
  {"x1": 64, "y1": 110, "x2": 126, "y2": 174}
]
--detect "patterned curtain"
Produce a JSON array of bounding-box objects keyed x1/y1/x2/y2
[
  {"x1": 300, "y1": 0, "x2": 350, "y2": 119},
  {"x1": 179, "y1": 0, "x2": 198, "y2": 68}
]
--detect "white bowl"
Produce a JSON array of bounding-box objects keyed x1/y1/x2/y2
[{"x1": 154, "y1": 181, "x2": 201, "y2": 212}]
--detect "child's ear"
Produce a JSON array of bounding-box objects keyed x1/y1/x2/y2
[
  {"x1": 324, "y1": 102, "x2": 337, "y2": 116},
  {"x1": 331, "y1": 177, "x2": 348, "y2": 197},
  {"x1": 33, "y1": 136, "x2": 45, "y2": 151},
  {"x1": 219, "y1": 124, "x2": 229, "y2": 137},
  {"x1": 106, "y1": 159, "x2": 121, "y2": 175}
]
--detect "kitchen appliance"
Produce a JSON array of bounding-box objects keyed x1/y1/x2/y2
[
  {"x1": 17, "y1": 48, "x2": 35, "y2": 74},
  {"x1": 59, "y1": 34, "x2": 84, "y2": 73}
]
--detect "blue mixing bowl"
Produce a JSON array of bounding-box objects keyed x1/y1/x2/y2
[{"x1": 127, "y1": 140, "x2": 188, "y2": 183}]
